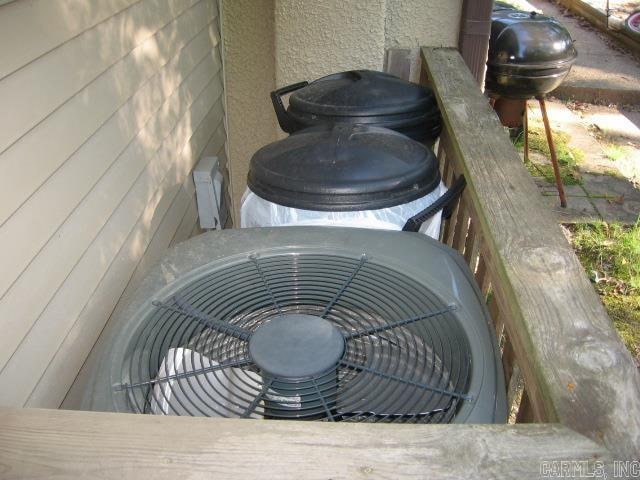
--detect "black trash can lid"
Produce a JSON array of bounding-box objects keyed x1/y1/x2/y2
[
  {"x1": 247, "y1": 124, "x2": 440, "y2": 212},
  {"x1": 289, "y1": 70, "x2": 437, "y2": 117}
]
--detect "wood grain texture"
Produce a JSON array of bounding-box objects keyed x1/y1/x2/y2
[
  {"x1": 486, "y1": 294, "x2": 501, "y2": 335},
  {"x1": 463, "y1": 220, "x2": 477, "y2": 265},
  {"x1": 474, "y1": 251, "x2": 488, "y2": 288},
  {"x1": 517, "y1": 390, "x2": 535, "y2": 424},
  {"x1": 422, "y1": 47, "x2": 640, "y2": 459},
  {"x1": 452, "y1": 197, "x2": 470, "y2": 252},
  {"x1": 0, "y1": 407, "x2": 615, "y2": 480},
  {"x1": 502, "y1": 334, "x2": 516, "y2": 389}
]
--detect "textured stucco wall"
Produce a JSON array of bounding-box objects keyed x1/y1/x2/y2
[
  {"x1": 274, "y1": 0, "x2": 463, "y2": 86},
  {"x1": 221, "y1": 0, "x2": 277, "y2": 222},
  {"x1": 274, "y1": 0, "x2": 386, "y2": 86},
  {"x1": 385, "y1": 0, "x2": 462, "y2": 48},
  {"x1": 385, "y1": 0, "x2": 463, "y2": 81}
]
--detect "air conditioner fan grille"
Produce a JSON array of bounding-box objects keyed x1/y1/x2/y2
[{"x1": 115, "y1": 253, "x2": 472, "y2": 423}]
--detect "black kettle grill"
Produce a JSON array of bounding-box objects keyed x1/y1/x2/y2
[
  {"x1": 486, "y1": 6, "x2": 577, "y2": 208},
  {"x1": 270, "y1": 70, "x2": 442, "y2": 145},
  {"x1": 486, "y1": 9, "x2": 577, "y2": 99}
]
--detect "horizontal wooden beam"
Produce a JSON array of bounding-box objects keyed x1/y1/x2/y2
[
  {"x1": 420, "y1": 47, "x2": 640, "y2": 459},
  {"x1": 0, "y1": 407, "x2": 615, "y2": 479}
]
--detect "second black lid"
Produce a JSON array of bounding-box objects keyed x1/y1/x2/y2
[
  {"x1": 247, "y1": 124, "x2": 440, "y2": 212},
  {"x1": 289, "y1": 70, "x2": 437, "y2": 117}
]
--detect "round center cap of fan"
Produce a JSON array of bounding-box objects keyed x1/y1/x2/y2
[{"x1": 249, "y1": 314, "x2": 345, "y2": 379}]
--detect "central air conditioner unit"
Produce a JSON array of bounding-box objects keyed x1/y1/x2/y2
[{"x1": 76, "y1": 227, "x2": 507, "y2": 424}]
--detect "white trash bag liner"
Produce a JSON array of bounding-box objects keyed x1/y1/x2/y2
[
  {"x1": 149, "y1": 348, "x2": 262, "y2": 417},
  {"x1": 240, "y1": 181, "x2": 447, "y2": 239},
  {"x1": 149, "y1": 348, "x2": 305, "y2": 417}
]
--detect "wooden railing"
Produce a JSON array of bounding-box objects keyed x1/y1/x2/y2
[
  {"x1": 420, "y1": 47, "x2": 640, "y2": 458},
  {"x1": 0, "y1": 48, "x2": 638, "y2": 478},
  {"x1": 0, "y1": 408, "x2": 617, "y2": 478}
]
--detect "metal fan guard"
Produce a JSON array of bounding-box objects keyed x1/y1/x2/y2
[{"x1": 112, "y1": 252, "x2": 473, "y2": 423}]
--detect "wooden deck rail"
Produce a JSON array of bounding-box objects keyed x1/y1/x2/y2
[
  {"x1": 420, "y1": 47, "x2": 640, "y2": 459},
  {"x1": 0, "y1": 408, "x2": 616, "y2": 478}
]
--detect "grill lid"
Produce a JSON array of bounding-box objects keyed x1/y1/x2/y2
[
  {"x1": 488, "y1": 10, "x2": 577, "y2": 69},
  {"x1": 247, "y1": 124, "x2": 440, "y2": 211},
  {"x1": 289, "y1": 70, "x2": 436, "y2": 117},
  {"x1": 493, "y1": 1, "x2": 518, "y2": 11}
]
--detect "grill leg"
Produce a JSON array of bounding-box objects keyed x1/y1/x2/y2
[
  {"x1": 523, "y1": 100, "x2": 529, "y2": 164},
  {"x1": 537, "y1": 96, "x2": 567, "y2": 208}
]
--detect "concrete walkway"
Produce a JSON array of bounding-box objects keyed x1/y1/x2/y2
[
  {"x1": 527, "y1": 0, "x2": 640, "y2": 105},
  {"x1": 502, "y1": 0, "x2": 640, "y2": 225},
  {"x1": 557, "y1": 0, "x2": 640, "y2": 54},
  {"x1": 525, "y1": 99, "x2": 640, "y2": 224}
]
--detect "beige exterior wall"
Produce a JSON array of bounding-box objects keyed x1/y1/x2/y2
[
  {"x1": 221, "y1": 0, "x2": 278, "y2": 220},
  {"x1": 274, "y1": 0, "x2": 463, "y2": 86},
  {"x1": 274, "y1": 0, "x2": 387, "y2": 86},
  {"x1": 385, "y1": 0, "x2": 464, "y2": 82},
  {"x1": 0, "y1": 0, "x2": 226, "y2": 408}
]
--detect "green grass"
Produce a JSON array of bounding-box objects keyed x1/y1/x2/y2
[
  {"x1": 601, "y1": 167, "x2": 626, "y2": 180},
  {"x1": 568, "y1": 221, "x2": 640, "y2": 362},
  {"x1": 514, "y1": 126, "x2": 585, "y2": 185},
  {"x1": 604, "y1": 144, "x2": 633, "y2": 162},
  {"x1": 515, "y1": 125, "x2": 584, "y2": 166},
  {"x1": 524, "y1": 162, "x2": 583, "y2": 186}
]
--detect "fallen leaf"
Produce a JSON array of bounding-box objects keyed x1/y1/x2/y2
[{"x1": 608, "y1": 195, "x2": 625, "y2": 205}]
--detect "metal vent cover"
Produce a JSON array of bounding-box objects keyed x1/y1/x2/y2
[{"x1": 79, "y1": 227, "x2": 507, "y2": 424}]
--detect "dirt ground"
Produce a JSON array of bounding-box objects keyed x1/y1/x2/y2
[{"x1": 581, "y1": 0, "x2": 639, "y2": 16}]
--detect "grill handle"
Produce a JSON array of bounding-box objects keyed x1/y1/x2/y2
[
  {"x1": 402, "y1": 175, "x2": 467, "y2": 232},
  {"x1": 270, "y1": 81, "x2": 309, "y2": 133}
]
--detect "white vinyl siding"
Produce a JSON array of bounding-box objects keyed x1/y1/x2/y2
[{"x1": 0, "y1": 0, "x2": 226, "y2": 408}]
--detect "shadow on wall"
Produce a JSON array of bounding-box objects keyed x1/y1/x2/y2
[
  {"x1": 221, "y1": 0, "x2": 278, "y2": 220},
  {"x1": 0, "y1": 0, "x2": 227, "y2": 408}
]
